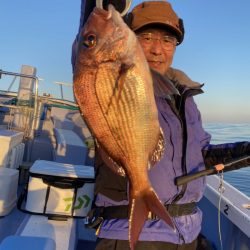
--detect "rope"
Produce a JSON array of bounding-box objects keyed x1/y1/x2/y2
[{"x1": 217, "y1": 171, "x2": 225, "y2": 250}]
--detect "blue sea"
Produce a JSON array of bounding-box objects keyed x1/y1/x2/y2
[{"x1": 204, "y1": 123, "x2": 250, "y2": 197}]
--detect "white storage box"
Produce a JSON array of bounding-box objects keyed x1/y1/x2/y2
[
  {"x1": 0, "y1": 168, "x2": 19, "y2": 216},
  {"x1": 0, "y1": 130, "x2": 24, "y2": 167},
  {"x1": 23, "y1": 160, "x2": 95, "y2": 218}
]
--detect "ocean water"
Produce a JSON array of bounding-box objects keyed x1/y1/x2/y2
[{"x1": 204, "y1": 123, "x2": 250, "y2": 197}]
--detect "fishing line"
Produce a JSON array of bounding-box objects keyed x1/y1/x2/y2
[{"x1": 217, "y1": 171, "x2": 225, "y2": 250}]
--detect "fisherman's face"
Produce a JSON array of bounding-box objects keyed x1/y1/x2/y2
[{"x1": 136, "y1": 27, "x2": 177, "y2": 75}]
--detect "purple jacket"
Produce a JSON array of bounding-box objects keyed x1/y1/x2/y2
[
  {"x1": 95, "y1": 70, "x2": 210, "y2": 244},
  {"x1": 93, "y1": 69, "x2": 250, "y2": 243}
]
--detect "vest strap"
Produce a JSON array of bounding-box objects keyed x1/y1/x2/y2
[{"x1": 100, "y1": 202, "x2": 196, "y2": 219}]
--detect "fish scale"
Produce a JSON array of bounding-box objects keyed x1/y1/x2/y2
[{"x1": 96, "y1": 64, "x2": 140, "y2": 155}]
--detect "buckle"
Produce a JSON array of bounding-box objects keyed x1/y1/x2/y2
[
  {"x1": 84, "y1": 216, "x2": 103, "y2": 229},
  {"x1": 84, "y1": 208, "x2": 104, "y2": 229}
]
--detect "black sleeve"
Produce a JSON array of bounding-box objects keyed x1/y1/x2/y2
[
  {"x1": 202, "y1": 141, "x2": 250, "y2": 172},
  {"x1": 94, "y1": 149, "x2": 128, "y2": 201}
]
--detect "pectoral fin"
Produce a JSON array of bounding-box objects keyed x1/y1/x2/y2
[{"x1": 105, "y1": 63, "x2": 133, "y2": 114}]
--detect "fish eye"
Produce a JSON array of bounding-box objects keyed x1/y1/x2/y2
[{"x1": 83, "y1": 34, "x2": 97, "y2": 48}]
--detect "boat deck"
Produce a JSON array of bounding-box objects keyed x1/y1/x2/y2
[{"x1": 0, "y1": 78, "x2": 249, "y2": 250}]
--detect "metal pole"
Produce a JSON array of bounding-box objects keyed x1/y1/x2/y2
[{"x1": 7, "y1": 76, "x2": 17, "y2": 91}]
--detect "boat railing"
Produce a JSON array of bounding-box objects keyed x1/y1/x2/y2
[
  {"x1": 0, "y1": 69, "x2": 41, "y2": 139},
  {"x1": 0, "y1": 103, "x2": 34, "y2": 138},
  {"x1": 53, "y1": 81, "x2": 73, "y2": 101}
]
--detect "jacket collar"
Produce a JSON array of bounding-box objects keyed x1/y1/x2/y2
[
  {"x1": 152, "y1": 68, "x2": 203, "y2": 99},
  {"x1": 166, "y1": 67, "x2": 203, "y2": 89},
  {"x1": 151, "y1": 69, "x2": 180, "y2": 98}
]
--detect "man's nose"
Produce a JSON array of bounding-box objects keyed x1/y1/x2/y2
[{"x1": 150, "y1": 39, "x2": 163, "y2": 55}]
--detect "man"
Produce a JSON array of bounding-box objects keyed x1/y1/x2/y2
[{"x1": 72, "y1": 1, "x2": 250, "y2": 249}]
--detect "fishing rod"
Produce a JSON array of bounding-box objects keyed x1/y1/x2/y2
[{"x1": 175, "y1": 155, "x2": 250, "y2": 186}]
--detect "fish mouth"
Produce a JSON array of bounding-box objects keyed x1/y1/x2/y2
[
  {"x1": 95, "y1": 0, "x2": 132, "y2": 17},
  {"x1": 93, "y1": 6, "x2": 112, "y2": 20},
  {"x1": 81, "y1": 5, "x2": 127, "y2": 60}
]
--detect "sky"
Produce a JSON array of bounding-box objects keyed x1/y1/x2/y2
[{"x1": 0, "y1": 0, "x2": 250, "y2": 123}]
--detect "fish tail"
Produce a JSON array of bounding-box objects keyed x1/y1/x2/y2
[
  {"x1": 129, "y1": 187, "x2": 175, "y2": 250},
  {"x1": 128, "y1": 195, "x2": 148, "y2": 250},
  {"x1": 144, "y1": 188, "x2": 175, "y2": 229}
]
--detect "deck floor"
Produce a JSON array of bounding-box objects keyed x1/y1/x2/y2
[{"x1": 77, "y1": 240, "x2": 96, "y2": 250}]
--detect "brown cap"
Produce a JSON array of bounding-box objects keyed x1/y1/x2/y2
[{"x1": 128, "y1": 1, "x2": 184, "y2": 44}]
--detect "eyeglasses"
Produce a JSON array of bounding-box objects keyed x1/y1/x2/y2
[{"x1": 137, "y1": 33, "x2": 178, "y2": 50}]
